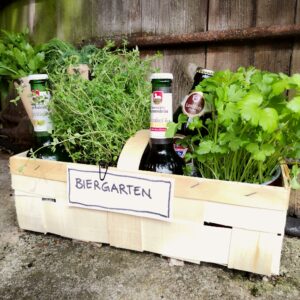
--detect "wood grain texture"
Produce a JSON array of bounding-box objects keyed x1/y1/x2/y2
[
  {"x1": 9, "y1": 148, "x2": 290, "y2": 211},
  {"x1": 253, "y1": 0, "x2": 296, "y2": 72},
  {"x1": 228, "y1": 229, "x2": 282, "y2": 275},
  {"x1": 142, "y1": 46, "x2": 206, "y2": 108},
  {"x1": 108, "y1": 213, "x2": 143, "y2": 251},
  {"x1": 141, "y1": 0, "x2": 208, "y2": 35},
  {"x1": 256, "y1": 0, "x2": 297, "y2": 26},
  {"x1": 207, "y1": 0, "x2": 255, "y2": 71},
  {"x1": 290, "y1": 0, "x2": 300, "y2": 74},
  {"x1": 12, "y1": 171, "x2": 286, "y2": 275},
  {"x1": 92, "y1": 0, "x2": 142, "y2": 38}
]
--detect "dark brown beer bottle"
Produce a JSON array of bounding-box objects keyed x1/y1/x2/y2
[
  {"x1": 173, "y1": 67, "x2": 214, "y2": 138},
  {"x1": 140, "y1": 73, "x2": 184, "y2": 175},
  {"x1": 172, "y1": 67, "x2": 214, "y2": 176}
]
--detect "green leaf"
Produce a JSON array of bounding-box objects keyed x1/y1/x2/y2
[
  {"x1": 229, "y1": 138, "x2": 243, "y2": 151},
  {"x1": 218, "y1": 102, "x2": 239, "y2": 125},
  {"x1": 261, "y1": 144, "x2": 275, "y2": 156},
  {"x1": 258, "y1": 108, "x2": 278, "y2": 132},
  {"x1": 287, "y1": 96, "x2": 300, "y2": 113},
  {"x1": 246, "y1": 143, "x2": 259, "y2": 154},
  {"x1": 0, "y1": 64, "x2": 18, "y2": 76},
  {"x1": 289, "y1": 74, "x2": 300, "y2": 87},
  {"x1": 195, "y1": 141, "x2": 214, "y2": 155},
  {"x1": 187, "y1": 117, "x2": 202, "y2": 131},
  {"x1": 166, "y1": 122, "x2": 178, "y2": 138},
  {"x1": 246, "y1": 143, "x2": 274, "y2": 161},
  {"x1": 239, "y1": 92, "x2": 263, "y2": 126},
  {"x1": 253, "y1": 151, "x2": 266, "y2": 161},
  {"x1": 271, "y1": 79, "x2": 288, "y2": 97},
  {"x1": 178, "y1": 113, "x2": 188, "y2": 123},
  {"x1": 291, "y1": 165, "x2": 300, "y2": 189},
  {"x1": 227, "y1": 84, "x2": 246, "y2": 102}
]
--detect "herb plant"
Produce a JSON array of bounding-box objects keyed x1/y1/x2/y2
[
  {"x1": 0, "y1": 29, "x2": 46, "y2": 100},
  {"x1": 49, "y1": 42, "x2": 157, "y2": 166},
  {"x1": 167, "y1": 67, "x2": 300, "y2": 184}
]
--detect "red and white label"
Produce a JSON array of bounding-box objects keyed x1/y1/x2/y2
[
  {"x1": 182, "y1": 92, "x2": 205, "y2": 118},
  {"x1": 150, "y1": 91, "x2": 172, "y2": 139}
]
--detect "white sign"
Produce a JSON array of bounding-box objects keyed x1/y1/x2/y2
[{"x1": 67, "y1": 165, "x2": 174, "y2": 221}]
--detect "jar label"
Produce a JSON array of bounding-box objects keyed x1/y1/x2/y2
[
  {"x1": 182, "y1": 92, "x2": 205, "y2": 118},
  {"x1": 173, "y1": 134, "x2": 188, "y2": 158},
  {"x1": 150, "y1": 91, "x2": 172, "y2": 139},
  {"x1": 31, "y1": 90, "x2": 53, "y2": 133}
]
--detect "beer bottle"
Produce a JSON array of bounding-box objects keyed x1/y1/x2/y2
[
  {"x1": 173, "y1": 67, "x2": 214, "y2": 138},
  {"x1": 173, "y1": 67, "x2": 214, "y2": 176},
  {"x1": 140, "y1": 73, "x2": 184, "y2": 175},
  {"x1": 28, "y1": 74, "x2": 69, "y2": 161}
]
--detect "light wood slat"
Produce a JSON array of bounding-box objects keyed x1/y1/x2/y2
[
  {"x1": 107, "y1": 213, "x2": 143, "y2": 251},
  {"x1": 141, "y1": 218, "x2": 203, "y2": 262},
  {"x1": 13, "y1": 175, "x2": 109, "y2": 243},
  {"x1": 173, "y1": 197, "x2": 204, "y2": 223},
  {"x1": 228, "y1": 229, "x2": 283, "y2": 275},
  {"x1": 14, "y1": 194, "x2": 46, "y2": 234},
  {"x1": 117, "y1": 129, "x2": 149, "y2": 171},
  {"x1": 203, "y1": 201, "x2": 286, "y2": 234},
  {"x1": 200, "y1": 225, "x2": 232, "y2": 265},
  {"x1": 10, "y1": 153, "x2": 68, "y2": 182},
  {"x1": 9, "y1": 140, "x2": 290, "y2": 211}
]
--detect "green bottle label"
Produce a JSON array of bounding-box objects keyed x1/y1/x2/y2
[{"x1": 31, "y1": 90, "x2": 53, "y2": 133}]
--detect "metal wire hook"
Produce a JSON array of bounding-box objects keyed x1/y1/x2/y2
[{"x1": 98, "y1": 161, "x2": 109, "y2": 181}]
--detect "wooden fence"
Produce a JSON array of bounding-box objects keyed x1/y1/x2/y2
[{"x1": 0, "y1": 0, "x2": 300, "y2": 104}]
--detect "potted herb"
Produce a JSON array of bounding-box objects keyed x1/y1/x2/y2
[
  {"x1": 167, "y1": 67, "x2": 300, "y2": 185},
  {"x1": 48, "y1": 42, "x2": 157, "y2": 166}
]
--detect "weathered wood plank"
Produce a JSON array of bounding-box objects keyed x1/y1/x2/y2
[
  {"x1": 253, "y1": 0, "x2": 296, "y2": 73},
  {"x1": 206, "y1": 0, "x2": 255, "y2": 71},
  {"x1": 141, "y1": 0, "x2": 207, "y2": 35},
  {"x1": 54, "y1": 0, "x2": 92, "y2": 44},
  {"x1": 142, "y1": 46, "x2": 206, "y2": 108},
  {"x1": 290, "y1": 0, "x2": 300, "y2": 74},
  {"x1": 92, "y1": 0, "x2": 142, "y2": 39}
]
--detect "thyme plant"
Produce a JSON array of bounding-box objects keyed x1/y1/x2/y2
[{"x1": 48, "y1": 42, "x2": 157, "y2": 166}]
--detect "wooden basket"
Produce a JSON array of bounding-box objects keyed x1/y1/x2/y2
[{"x1": 9, "y1": 130, "x2": 290, "y2": 276}]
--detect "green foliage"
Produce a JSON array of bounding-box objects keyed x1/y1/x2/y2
[
  {"x1": 49, "y1": 42, "x2": 157, "y2": 166},
  {"x1": 0, "y1": 29, "x2": 46, "y2": 100},
  {"x1": 168, "y1": 67, "x2": 300, "y2": 184},
  {"x1": 291, "y1": 164, "x2": 300, "y2": 189}
]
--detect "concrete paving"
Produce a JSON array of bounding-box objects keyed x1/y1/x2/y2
[{"x1": 0, "y1": 151, "x2": 299, "y2": 300}]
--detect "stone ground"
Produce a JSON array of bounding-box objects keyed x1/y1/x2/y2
[{"x1": 0, "y1": 151, "x2": 299, "y2": 300}]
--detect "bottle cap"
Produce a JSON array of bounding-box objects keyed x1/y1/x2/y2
[
  {"x1": 28, "y1": 74, "x2": 49, "y2": 81},
  {"x1": 196, "y1": 68, "x2": 214, "y2": 76},
  {"x1": 150, "y1": 73, "x2": 173, "y2": 80}
]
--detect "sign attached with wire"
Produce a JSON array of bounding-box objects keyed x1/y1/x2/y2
[{"x1": 67, "y1": 165, "x2": 174, "y2": 221}]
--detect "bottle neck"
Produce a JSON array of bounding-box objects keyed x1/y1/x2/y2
[
  {"x1": 150, "y1": 138, "x2": 173, "y2": 145},
  {"x1": 34, "y1": 131, "x2": 52, "y2": 146},
  {"x1": 30, "y1": 79, "x2": 48, "y2": 92},
  {"x1": 190, "y1": 72, "x2": 213, "y2": 91}
]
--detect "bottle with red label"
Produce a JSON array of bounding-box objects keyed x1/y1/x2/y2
[{"x1": 139, "y1": 73, "x2": 184, "y2": 175}]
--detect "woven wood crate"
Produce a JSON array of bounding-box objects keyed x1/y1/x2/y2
[{"x1": 9, "y1": 130, "x2": 290, "y2": 276}]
